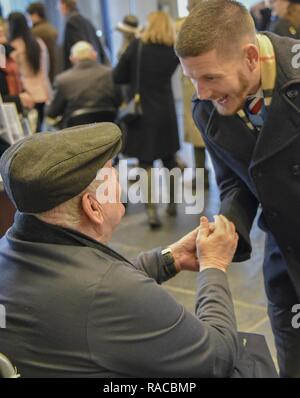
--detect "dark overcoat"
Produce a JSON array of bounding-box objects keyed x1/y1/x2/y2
[
  {"x1": 63, "y1": 11, "x2": 108, "y2": 70},
  {"x1": 113, "y1": 39, "x2": 180, "y2": 163}
]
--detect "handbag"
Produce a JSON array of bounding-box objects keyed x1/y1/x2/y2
[{"x1": 118, "y1": 40, "x2": 143, "y2": 124}]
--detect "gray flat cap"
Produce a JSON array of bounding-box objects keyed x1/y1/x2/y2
[{"x1": 0, "y1": 123, "x2": 122, "y2": 213}]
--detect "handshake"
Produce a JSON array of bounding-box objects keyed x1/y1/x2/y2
[{"x1": 168, "y1": 215, "x2": 239, "y2": 274}]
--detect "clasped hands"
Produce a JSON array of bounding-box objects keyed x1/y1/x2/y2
[{"x1": 169, "y1": 215, "x2": 239, "y2": 274}]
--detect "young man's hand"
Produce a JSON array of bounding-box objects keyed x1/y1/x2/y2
[{"x1": 197, "y1": 215, "x2": 238, "y2": 273}]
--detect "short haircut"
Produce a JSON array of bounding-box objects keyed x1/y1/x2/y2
[
  {"x1": 60, "y1": 0, "x2": 78, "y2": 12},
  {"x1": 71, "y1": 41, "x2": 95, "y2": 60},
  {"x1": 175, "y1": 0, "x2": 256, "y2": 59},
  {"x1": 27, "y1": 2, "x2": 46, "y2": 19}
]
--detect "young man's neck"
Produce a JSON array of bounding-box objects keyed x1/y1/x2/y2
[{"x1": 248, "y1": 62, "x2": 262, "y2": 96}]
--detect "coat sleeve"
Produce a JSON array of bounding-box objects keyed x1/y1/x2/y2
[
  {"x1": 193, "y1": 100, "x2": 259, "y2": 262},
  {"x1": 131, "y1": 248, "x2": 177, "y2": 284},
  {"x1": 87, "y1": 265, "x2": 238, "y2": 378},
  {"x1": 113, "y1": 40, "x2": 136, "y2": 85}
]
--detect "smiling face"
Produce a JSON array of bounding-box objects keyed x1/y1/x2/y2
[{"x1": 180, "y1": 45, "x2": 261, "y2": 116}]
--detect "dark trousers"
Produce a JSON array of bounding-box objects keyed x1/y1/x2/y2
[
  {"x1": 139, "y1": 154, "x2": 177, "y2": 171},
  {"x1": 139, "y1": 155, "x2": 178, "y2": 208},
  {"x1": 263, "y1": 233, "x2": 300, "y2": 378}
]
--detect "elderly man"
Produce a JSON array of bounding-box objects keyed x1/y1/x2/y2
[
  {"x1": 176, "y1": 0, "x2": 300, "y2": 377},
  {"x1": 0, "y1": 122, "x2": 243, "y2": 378},
  {"x1": 47, "y1": 41, "x2": 121, "y2": 127}
]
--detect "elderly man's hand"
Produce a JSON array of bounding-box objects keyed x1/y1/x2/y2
[
  {"x1": 197, "y1": 215, "x2": 238, "y2": 273},
  {"x1": 168, "y1": 220, "x2": 216, "y2": 273},
  {"x1": 169, "y1": 227, "x2": 200, "y2": 273}
]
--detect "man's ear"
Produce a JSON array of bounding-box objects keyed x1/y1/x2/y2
[
  {"x1": 244, "y1": 44, "x2": 259, "y2": 71},
  {"x1": 82, "y1": 193, "x2": 103, "y2": 225}
]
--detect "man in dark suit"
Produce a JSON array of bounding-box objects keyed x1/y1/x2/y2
[
  {"x1": 58, "y1": 0, "x2": 109, "y2": 70},
  {"x1": 176, "y1": 0, "x2": 300, "y2": 377},
  {"x1": 0, "y1": 123, "x2": 243, "y2": 378}
]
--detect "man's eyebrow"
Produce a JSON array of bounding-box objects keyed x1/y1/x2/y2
[
  {"x1": 202, "y1": 73, "x2": 223, "y2": 78},
  {"x1": 189, "y1": 73, "x2": 223, "y2": 80}
]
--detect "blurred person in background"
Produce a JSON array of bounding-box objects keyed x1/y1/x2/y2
[
  {"x1": 27, "y1": 2, "x2": 59, "y2": 83},
  {"x1": 0, "y1": 20, "x2": 23, "y2": 103},
  {"x1": 116, "y1": 15, "x2": 141, "y2": 106},
  {"x1": 8, "y1": 12, "x2": 51, "y2": 132},
  {"x1": 116, "y1": 15, "x2": 141, "y2": 61},
  {"x1": 272, "y1": 0, "x2": 290, "y2": 19},
  {"x1": 271, "y1": 0, "x2": 300, "y2": 38},
  {"x1": 0, "y1": 19, "x2": 32, "y2": 157},
  {"x1": 113, "y1": 11, "x2": 180, "y2": 229},
  {"x1": 250, "y1": 0, "x2": 274, "y2": 31},
  {"x1": 47, "y1": 41, "x2": 121, "y2": 128},
  {"x1": 59, "y1": 0, "x2": 110, "y2": 70}
]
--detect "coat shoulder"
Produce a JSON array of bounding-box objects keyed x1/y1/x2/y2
[{"x1": 192, "y1": 97, "x2": 214, "y2": 133}]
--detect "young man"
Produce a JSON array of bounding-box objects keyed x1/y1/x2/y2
[{"x1": 176, "y1": 0, "x2": 300, "y2": 377}]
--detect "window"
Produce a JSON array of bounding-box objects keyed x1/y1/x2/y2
[
  {"x1": 177, "y1": 0, "x2": 259, "y2": 18},
  {"x1": 177, "y1": 0, "x2": 188, "y2": 18},
  {"x1": 1, "y1": 0, "x2": 32, "y2": 17}
]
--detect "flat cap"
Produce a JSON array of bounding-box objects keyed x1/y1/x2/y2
[{"x1": 0, "y1": 123, "x2": 122, "y2": 213}]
